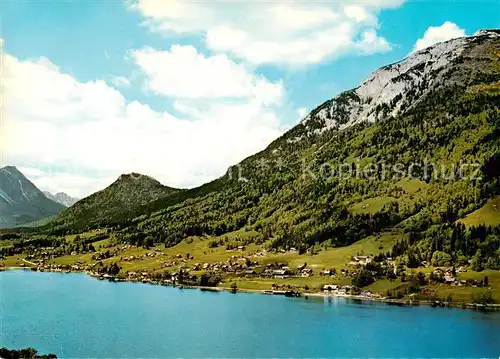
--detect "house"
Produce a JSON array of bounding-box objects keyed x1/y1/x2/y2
[
  {"x1": 421, "y1": 288, "x2": 436, "y2": 296},
  {"x1": 433, "y1": 268, "x2": 444, "y2": 275},
  {"x1": 360, "y1": 290, "x2": 372, "y2": 297},
  {"x1": 351, "y1": 255, "x2": 371, "y2": 265},
  {"x1": 444, "y1": 275, "x2": 456, "y2": 284},
  {"x1": 319, "y1": 269, "x2": 331, "y2": 276},
  {"x1": 273, "y1": 269, "x2": 289, "y2": 278},
  {"x1": 322, "y1": 284, "x2": 338, "y2": 291},
  {"x1": 301, "y1": 268, "x2": 313, "y2": 277}
]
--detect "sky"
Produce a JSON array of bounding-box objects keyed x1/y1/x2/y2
[{"x1": 1, "y1": 0, "x2": 499, "y2": 198}]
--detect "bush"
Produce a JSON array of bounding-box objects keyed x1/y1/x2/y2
[
  {"x1": 471, "y1": 250, "x2": 484, "y2": 271},
  {"x1": 351, "y1": 269, "x2": 375, "y2": 287},
  {"x1": 199, "y1": 273, "x2": 222, "y2": 287},
  {"x1": 456, "y1": 255, "x2": 469, "y2": 266},
  {"x1": 431, "y1": 251, "x2": 452, "y2": 266},
  {"x1": 472, "y1": 291, "x2": 493, "y2": 304},
  {"x1": 230, "y1": 282, "x2": 238, "y2": 293}
]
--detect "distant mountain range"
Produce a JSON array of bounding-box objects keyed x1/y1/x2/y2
[
  {"x1": 0, "y1": 166, "x2": 66, "y2": 228},
  {"x1": 0, "y1": 166, "x2": 179, "y2": 229},
  {"x1": 43, "y1": 191, "x2": 79, "y2": 207}
]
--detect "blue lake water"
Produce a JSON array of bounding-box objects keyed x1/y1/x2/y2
[{"x1": 1, "y1": 270, "x2": 499, "y2": 358}]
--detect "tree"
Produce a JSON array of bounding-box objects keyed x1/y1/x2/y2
[
  {"x1": 431, "y1": 251, "x2": 452, "y2": 266},
  {"x1": 109, "y1": 263, "x2": 120, "y2": 276},
  {"x1": 199, "y1": 273, "x2": 221, "y2": 287},
  {"x1": 471, "y1": 250, "x2": 484, "y2": 272},
  {"x1": 351, "y1": 269, "x2": 375, "y2": 287},
  {"x1": 417, "y1": 272, "x2": 427, "y2": 286},
  {"x1": 230, "y1": 282, "x2": 238, "y2": 293},
  {"x1": 0, "y1": 347, "x2": 57, "y2": 359}
]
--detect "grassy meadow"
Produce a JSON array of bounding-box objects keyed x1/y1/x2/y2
[{"x1": 3, "y1": 227, "x2": 498, "y2": 303}]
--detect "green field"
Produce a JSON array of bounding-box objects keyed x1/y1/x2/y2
[
  {"x1": 458, "y1": 196, "x2": 500, "y2": 227},
  {"x1": 349, "y1": 196, "x2": 396, "y2": 215}
]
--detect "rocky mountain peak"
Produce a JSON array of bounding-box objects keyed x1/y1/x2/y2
[
  {"x1": 0, "y1": 166, "x2": 66, "y2": 228},
  {"x1": 1, "y1": 165, "x2": 22, "y2": 177},
  {"x1": 298, "y1": 30, "x2": 498, "y2": 137},
  {"x1": 0, "y1": 165, "x2": 41, "y2": 203},
  {"x1": 43, "y1": 191, "x2": 79, "y2": 207},
  {"x1": 473, "y1": 29, "x2": 500, "y2": 37},
  {"x1": 115, "y1": 172, "x2": 162, "y2": 187}
]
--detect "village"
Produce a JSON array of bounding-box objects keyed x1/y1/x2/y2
[{"x1": 1, "y1": 241, "x2": 491, "y2": 305}]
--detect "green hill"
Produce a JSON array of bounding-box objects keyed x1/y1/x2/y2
[
  {"x1": 51, "y1": 173, "x2": 180, "y2": 231},
  {"x1": 458, "y1": 196, "x2": 500, "y2": 227}
]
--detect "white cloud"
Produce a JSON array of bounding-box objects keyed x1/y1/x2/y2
[
  {"x1": 297, "y1": 107, "x2": 308, "y2": 120},
  {"x1": 130, "y1": 1, "x2": 403, "y2": 65},
  {"x1": 131, "y1": 45, "x2": 283, "y2": 102},
  {"x1": 19, "y1": 167, "x2": 111, "y2": 198},
  {"x1": 2, "y1": 49, "x2": 287, "y2": 196},
  {"x1": 412, "y1": 21, "x2": 466, "y2": 53},
  {"x1": 112, "y1": 76, "x2": 131, "y2": 88}
]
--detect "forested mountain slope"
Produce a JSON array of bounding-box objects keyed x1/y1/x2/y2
[
  {"x1": 48, "y1": 31, "x2": 499, "y2": 268},
  {"x1": 53, "y1": 173, "x2": 180, "y2": 229}
]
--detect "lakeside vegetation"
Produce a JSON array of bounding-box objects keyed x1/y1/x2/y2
[
  {"x1": 0, "y1": 348, "x2": 57, "y2": 359},
  {"x1": 2, "y1": 222, "x2": 498, "y2": 305}
]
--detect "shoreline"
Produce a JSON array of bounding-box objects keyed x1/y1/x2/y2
[{"x1": 2, "y1": 266, "x2": 499, "y2": 311}]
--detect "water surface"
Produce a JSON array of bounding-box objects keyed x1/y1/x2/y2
[{"x1": 1, "y1": 270, "x2": 499, "y2": 358}]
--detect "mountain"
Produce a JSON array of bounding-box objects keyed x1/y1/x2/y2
[
  {"x1": 293, "y1": 29, "x2": 499, "y2": 137},
  {"x1": 0, "y1": 166, "x2": 66, "y2": 228},
  {"x1": 110, "y1": 31, "x2": 499, "y2": 243},
  {"x1": 53, "y1": 173, "x2": 180, "y2": 229},
  {"x1": 43, "y1": 191, "x2": 79, "y2": 207},
  {"x1": 49, "y1": 30, "x2": 499, "y2": 270}
]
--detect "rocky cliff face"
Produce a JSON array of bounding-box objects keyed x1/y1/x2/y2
[
  {"x1": 299, "y1": 30, "x2": 500, "y2": 135},
  {"x1": 0, "y1": 166, "x2": 65, "y2": 228}
]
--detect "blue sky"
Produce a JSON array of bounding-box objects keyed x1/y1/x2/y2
[{"x1": 2, "y1": 0, "x2": 499, "y2": 197}]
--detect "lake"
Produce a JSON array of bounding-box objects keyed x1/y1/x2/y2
[{"x1": 1, "y1": 270, "x2": 499, "y2": 358}]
